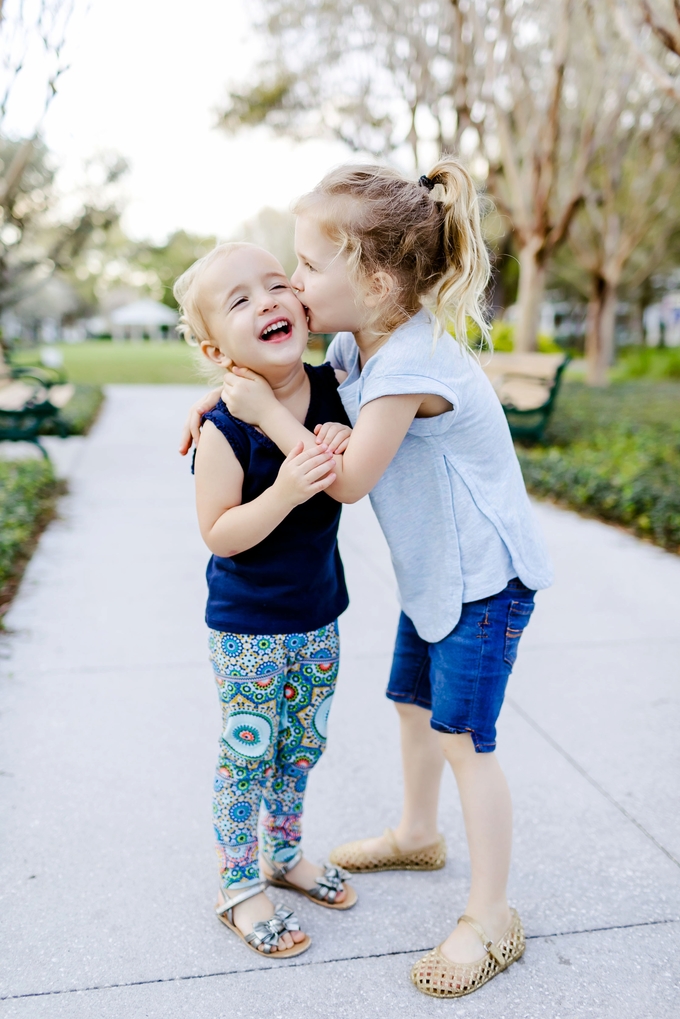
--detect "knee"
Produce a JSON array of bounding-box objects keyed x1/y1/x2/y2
[
  {"x1": 283, "y1": 743, "x2": 325, "y2": 780},
  {"x1": 395, "y1": 701, "x2": 432, "y2": 726},
  {"x1": 438, "y1": 731, "x2": 477, "y2": 768}
]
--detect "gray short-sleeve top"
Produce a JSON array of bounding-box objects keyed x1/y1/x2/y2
[{"x1": 328, "y1": 309, "x2": 553, "y2": 642}]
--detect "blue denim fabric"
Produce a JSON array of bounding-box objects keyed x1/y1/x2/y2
[{"x1": 386, "y1": 579, "x2": 535, "y2": 752}]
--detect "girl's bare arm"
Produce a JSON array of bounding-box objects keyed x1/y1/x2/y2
[
  {"x1": 179, "y1": 388, "x2": 222, "y2": 455},
  {"x1": 217, "y1": 368, "x2": 419, "y2": 503},
  {"x1": 195, "y1": 421, "x2": 336, "y2": 556},
  {"x1": 179, "y1": 370, "x2": 347, "y2": 457},
  {"x1": 256, "y1": 394, "x2": 421, "y2": 503}
]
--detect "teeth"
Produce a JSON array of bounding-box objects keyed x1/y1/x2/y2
[{"x1": 262, "y1": 319, "x2": 288, "y2": 337}]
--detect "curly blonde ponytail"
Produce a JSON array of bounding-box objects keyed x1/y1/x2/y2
[{"x1": 426, "y1": 157, "x2": 491, "y2": 347}]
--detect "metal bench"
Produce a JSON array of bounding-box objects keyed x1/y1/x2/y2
[
  {"x1": 481, "y1": 352, "x2": 570, "y2": 443},
  {"x1": 0, "y1": 357, "x2": 75, "y2": 456}
]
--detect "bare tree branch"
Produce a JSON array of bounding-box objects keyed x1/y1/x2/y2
[
  {"x1": 606, "y1": 0, "x2": 680, "y2": 103},
  {"x1": 640, "y1": 0, "x2": 680, "y2": 55}
]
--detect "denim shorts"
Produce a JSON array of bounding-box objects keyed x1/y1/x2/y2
[{"x1": 386, "y1": 578, "x2": 535, "y2": 753}]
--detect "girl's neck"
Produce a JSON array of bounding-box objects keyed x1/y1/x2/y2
[
  {"x1": 354, "y1": 307, "x2": 421, "y2": 367},
  {"x1": 354, "y1": 327, "x2": 387, "y2": 368},
  {"x1": 264, "y1": 359, "x2": 310, "y2": 422}
]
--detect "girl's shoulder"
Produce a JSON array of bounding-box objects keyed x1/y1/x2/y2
[
  {"x1": 305, "y1": 361, "x2": 351, "y2": 427},
  {"x1": 370, "y1": 310, "x2": 473, "y2": 380},
  {"x1": 327, "y1": 331, "x2": 359, "y2": 373},
  {"x1": 203, "y1": 401, "x2": 255, "y2": 470},
  {"x1": 305, "y1": 360, "x2": 342, "y2": 390}
]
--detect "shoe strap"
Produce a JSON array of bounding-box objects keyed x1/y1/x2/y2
[
  {"x1": 383, "y1": 827, "x2": 400, "y2": 855},
  {"x1": 458, "y1": 914, "x2": 505, "y2": 966},
  {"x1": 264, "y1": 848, "x2": 303, "y2": 881},
  {"x1": 216, "y1": 880, "x2": 268, "y2": 917}
]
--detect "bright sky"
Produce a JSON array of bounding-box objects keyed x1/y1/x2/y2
[{"x1": 4, "y1": 0, "x2": 352, "y2": 242}]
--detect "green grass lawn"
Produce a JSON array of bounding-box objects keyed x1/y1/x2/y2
[
  {"x1": 12, "y1": 341, "x2": 325, "y2": 385},
  {"x1": 14, "y1": 341, "x2": 203, "y2": 384}
]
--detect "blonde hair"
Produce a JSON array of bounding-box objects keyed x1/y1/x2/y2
[
  {"x1": 173, "y1": 241, "x2": 250, "y2": 347},
  {"x1": 293, "y1": 157, "x2": 491, "y2": 347}
]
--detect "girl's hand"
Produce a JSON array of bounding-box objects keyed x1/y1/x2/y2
[
  {"x1": 179, "y1": 388, "x2": 222, "y2": 455},
  {"x1": 314, "y1": 421, "x2": 353, "y2": 454},
  {"x1": 222, "y1": 366, "x2": 278, "y2": 425},
  {"x1": 274, "y1": 441, "x2": 336, "y2": 507}
]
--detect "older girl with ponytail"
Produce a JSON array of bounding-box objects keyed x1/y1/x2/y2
[{"x1": 181, "y1": 157, "x2": 553, "y2": 997}]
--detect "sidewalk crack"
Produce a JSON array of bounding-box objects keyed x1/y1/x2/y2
[{"x1": 3, "y1": 918, "x2": 677, "y2": 1002}]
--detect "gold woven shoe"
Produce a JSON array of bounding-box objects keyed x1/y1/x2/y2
[
  {"x1": 410, "y1": 908, "x2": 525, "y2": 998},
  {"x1": 329, "y1": 827, "x2": 446, "y2": 873}
]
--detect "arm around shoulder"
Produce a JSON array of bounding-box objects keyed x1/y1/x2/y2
[{"x1": 256, "y1": 392, "x2": 422, "y2": 504}]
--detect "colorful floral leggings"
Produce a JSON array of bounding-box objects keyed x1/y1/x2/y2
[{"x1": 208, "y1": 621, "x2": 340, "y2": 891}]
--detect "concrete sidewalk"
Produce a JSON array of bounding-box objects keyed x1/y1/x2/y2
[{"x1": 1, "y1": 385, "x2": 678, "y2": 1018}]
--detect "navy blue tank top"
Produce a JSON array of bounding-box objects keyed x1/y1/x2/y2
[{"x1": 201, "y1": 362, "x2": 350, "y2": 635}]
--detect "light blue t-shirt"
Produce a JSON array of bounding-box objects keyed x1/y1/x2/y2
[{"x1": 328, "y1": 310, "x2": 553, "y2": 643}]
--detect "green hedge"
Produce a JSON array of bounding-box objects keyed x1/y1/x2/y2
[
  {"x1": 0, "y1": 459, "x2": 59, "y2": 617},
  {"x1": 517, "y1": 381, "x2": 680, "y2": 552},
  {"x1": 612, "y1": 347, "x2": 680, "y2": 382}
]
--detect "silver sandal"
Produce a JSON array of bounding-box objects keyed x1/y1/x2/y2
[
  {"x1": 266, "y1": 849, "x2": 358, "y2": 910},
  {"x1": 215, "y1": 879, "x2": 311, "y2": 957}
]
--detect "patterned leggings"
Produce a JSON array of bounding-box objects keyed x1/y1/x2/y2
[{"x1": 208, "y1": 621, "x2": 340, "y2": 891}]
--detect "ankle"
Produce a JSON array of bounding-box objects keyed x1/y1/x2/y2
[
  {"x1": 393, "y1": 822, "x2": 439, "y2": 850},
  {"x1": 462, "y1": 899, "x2": 511, "y2": 929}
]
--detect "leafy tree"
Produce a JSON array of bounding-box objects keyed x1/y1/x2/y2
[
  {"x1": 549, "y1": 9, "x2": 680, "y2": 384},
  {"x1": 131, "y1": 231, "x2": 217, "y2": 309},
  {"x1": 216, "y1": 0, "x2": 602, "y2": 352},
  {"x1": 0, "y1": 1, "x2": 125, "y2": 342}
]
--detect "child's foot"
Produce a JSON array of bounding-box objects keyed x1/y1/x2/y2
[
  {"x1": 439, "y1": 905, "x2": 513, "y2": 964},
  {"x1": 357, "y1": 826, "x2": 437, "y2": 859},
  {"x1": 329, "y1": 826, "x2": 446, "y2": 873},
  {"x1": 263, "y1": 855, "x2": 347, "y2": 904},
  {"x1": 218, "y1": 887, "x2": 308, "y2": 953}
]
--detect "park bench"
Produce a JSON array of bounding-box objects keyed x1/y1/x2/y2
[
  {"x1": 481, "y1": 351, "x2": 570, "y2": 443},
  {"x1": 0, "y1": 356, "x2": 75, "y2": 456}
]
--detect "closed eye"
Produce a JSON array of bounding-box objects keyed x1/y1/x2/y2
[{"x1": 230, "y1": 296, "x2": 247, "y2": 310}]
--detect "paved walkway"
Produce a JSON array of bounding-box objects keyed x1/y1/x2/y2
[{"x1": 1, "y1": 386, "x2": 679, "y2": 1018}]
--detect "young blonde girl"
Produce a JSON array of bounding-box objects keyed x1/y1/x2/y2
[
  {"x1": 182, "y1": 159, "x2": 552, "y2": 996},
  {"x1": 176, "y1": 242, "x2": 356, "y2": 959}
]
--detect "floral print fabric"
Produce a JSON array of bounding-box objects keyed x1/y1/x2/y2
[{"x1": 208, "y1": 622, "x2": 340, "y2": 890}]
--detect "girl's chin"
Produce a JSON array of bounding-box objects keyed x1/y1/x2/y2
[
  {"x1": 258, "y1": 345, "x2": 307, "y2": 368},
  {"x1": 306, "y1": 311, "x2": 332, "y2": 334}
]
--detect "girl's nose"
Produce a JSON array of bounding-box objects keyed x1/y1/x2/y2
[
  {"x1": 258, "y1": 292, "x2": 279, "y2": 313},
  {"x1": 290, "y1": 265, "x2": 304, "y2": 292}
]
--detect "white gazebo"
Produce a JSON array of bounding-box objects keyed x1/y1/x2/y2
[{"x1": 109, "y1": 299, "x2": 178, "y2": 340}]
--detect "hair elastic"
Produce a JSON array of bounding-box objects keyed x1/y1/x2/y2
[{"x1": 418, "y1": 174, "x2": 435, "y2": 192}]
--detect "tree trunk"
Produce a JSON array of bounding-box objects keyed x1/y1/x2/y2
[
  {"x1": 585, "y1": 274, "x2": 617, "y2": 386},
  {"x1": 514, "y1": 239, "x2": 546, "y2": 352}
]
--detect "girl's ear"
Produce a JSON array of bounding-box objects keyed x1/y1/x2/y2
[
  {"x1": 200, "y1": 339, "x2": 231, "y2": 367},
  {"x1": 364, "y1": 270, "x2": 395, "y2": 309}
]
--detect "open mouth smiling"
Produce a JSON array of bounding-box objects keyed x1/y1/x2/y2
[{"x1": 259, "y1": 317, "x2": 293, "y2": 342}]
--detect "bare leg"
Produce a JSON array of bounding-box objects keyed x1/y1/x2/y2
[
  {"x1": 360, "y1": 702, "x2": 445, "y2": 857},
  {"x1": 438, "y1": 733, "x2": 513, "y2": 963}
]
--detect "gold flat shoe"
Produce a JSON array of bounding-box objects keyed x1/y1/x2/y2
[
  {"x1": 410, "y1": 908, "x2": 525, "y2": 998},
  {"x1": 329, "y1": 827, "x2": 446, "y2": 873}
]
